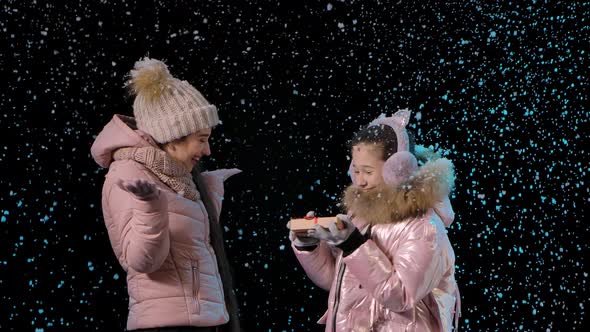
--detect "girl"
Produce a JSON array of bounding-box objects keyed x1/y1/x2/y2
[
  {"x1": 91, "y1": 58, "x2": 241, "y2": 332},
  {"x1": 290, "y1": 110, "x2": 460, "y2": 331}
]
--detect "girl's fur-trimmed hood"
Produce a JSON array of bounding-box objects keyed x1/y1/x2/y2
[{"x1": 343, "y1": 147, "x2": 455, "y2": 225}]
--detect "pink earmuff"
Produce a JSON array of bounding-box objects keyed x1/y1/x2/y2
[{"x1": 349, "y1": 109, "x2": 418, "y2": 186}]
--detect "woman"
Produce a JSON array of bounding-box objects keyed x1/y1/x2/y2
[{"x1": 91, "y1": 57, "x2": 241, "y2": 332}]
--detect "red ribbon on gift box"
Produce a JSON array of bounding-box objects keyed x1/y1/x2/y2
[{"x1": 303, "y1": 215, "x2": 319, "y2": 224}]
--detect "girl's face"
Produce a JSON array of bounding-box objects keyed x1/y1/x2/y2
[
  {"x1": 163, "y1": 128, "x2": 212, "y2": 172},
  {"x1": 351, "y1": 143, "x2": 385, "y2": 190}
]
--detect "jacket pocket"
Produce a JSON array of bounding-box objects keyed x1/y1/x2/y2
[{"x1": 191, "y1": 261, "x2": 201, "y2": 314}]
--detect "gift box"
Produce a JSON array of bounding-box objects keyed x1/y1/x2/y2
[{"x1": 289, "y1": 216, "x2": 344, "y2": 236}]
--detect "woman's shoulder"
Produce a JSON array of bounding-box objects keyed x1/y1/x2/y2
[
  {"x1": 199, "y1": 168, "x2": 241, "y2": 194},
  {"x1": 106, "y1": 159, "x2": 154, "y2": 181}
]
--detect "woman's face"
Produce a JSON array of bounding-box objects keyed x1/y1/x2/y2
[
  {"x1": 351, "y1": 143, "x2": 385, "y2": 190},
  {"x1": 164, "y1": 128, "x2": 212, "y2": 172}
]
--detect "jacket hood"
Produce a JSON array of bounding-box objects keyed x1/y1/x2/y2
[
  {"x1": 342, "y1": 153, "x2": 456, "y2": 225},
  {"x1": 434, "y1": 196, "x2": 455, "y2": 227},
  {"x1": 91, "y1": 114, "x2": 157, "y2": 168}
]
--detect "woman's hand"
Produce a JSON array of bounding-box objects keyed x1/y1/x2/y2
[{"x1": 117, "y1": 179, "x2": 159, "y2": 201}]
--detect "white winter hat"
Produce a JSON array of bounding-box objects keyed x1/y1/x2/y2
[{"x1": 126, "y1": 57, "x2": 219, "y2": 144}]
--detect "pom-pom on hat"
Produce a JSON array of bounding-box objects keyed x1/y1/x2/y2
[{"x1": 126, "y1": 57, "x2": 219, "y2": 144}]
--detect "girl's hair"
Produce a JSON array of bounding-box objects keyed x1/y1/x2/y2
[{"x1": 348, "y1": 124, "x2": 415, "y2": 160}]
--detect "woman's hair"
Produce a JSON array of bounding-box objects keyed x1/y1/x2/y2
[
  {"x1": 348, "y1": 124, "x2": 415, "y2": 160},
  {"x1": 157, "y1": 134, "x2": 189, "y2": 150}
]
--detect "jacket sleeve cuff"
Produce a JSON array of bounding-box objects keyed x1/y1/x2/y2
[
  {"x1": 295, "y1": 244, "x2": 318, "y2": 251},
  {"x1": 336, "y1": 228, "x2": 367, "y2": 257},
  {"x1": 130, "y1": 190, "x2": 166, "y2": 214}
]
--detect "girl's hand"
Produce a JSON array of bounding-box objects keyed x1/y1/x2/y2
[
  {"x1": 118, "y1": 179, "x2": 159, "y2": 201},
  {"x1": 307, "y1": 214, "x2": 356, "y2": 246},
  {"x1": 288, "y1": 230, "x2": 320, "y2": 247},
  {"x1": 286, "y1": 211, "x2": 320, "y2": 247}
]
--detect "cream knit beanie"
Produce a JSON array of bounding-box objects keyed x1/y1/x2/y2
[{"x1": 126, "y1": 57, "x2": 219, "y2": 144}]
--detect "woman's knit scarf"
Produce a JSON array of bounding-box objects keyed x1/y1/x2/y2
[{"x1": 112, "y1": 146, "x2": 200, "y2": 201}]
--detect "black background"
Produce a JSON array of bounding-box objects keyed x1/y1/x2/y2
[{"x1": 1, "y1": 0, "x2": 588, "y2": 331}]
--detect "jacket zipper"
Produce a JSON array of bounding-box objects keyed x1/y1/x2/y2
[
  {"x1": 331, "y1": 258, "x2": 347, "y2": 332},
  {"x1": 191, "y1": 262, "x2": 200, "y2": 313},
  {"x1": 200, "y1": 201, "x2": 210, "y2": 243},
  {"x1": 198, "y1": 200, "x2": 226, "y2": 312},
  {"x1": 332, "y1": 225, "x2": 370, "y2": 331},
  {"x1": 199, "y1": 201, "x2": 225, "y2": 300}
]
